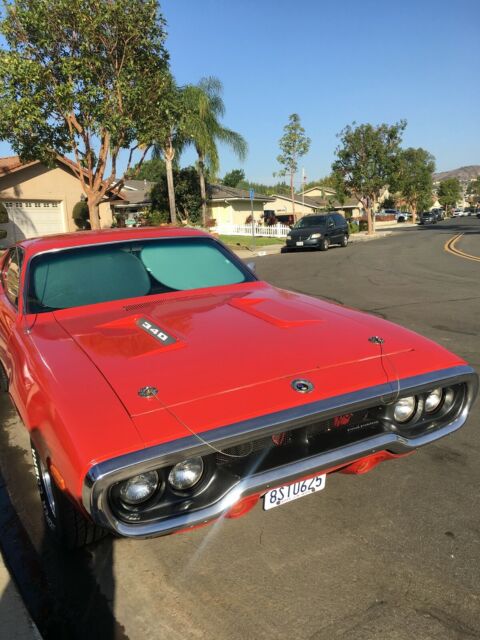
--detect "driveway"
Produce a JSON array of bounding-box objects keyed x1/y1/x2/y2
[{"x1": 0, "y1": 217, "x2": 479, "y2": 640}]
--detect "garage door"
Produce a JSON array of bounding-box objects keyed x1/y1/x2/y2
[{"x1": 2, "y1": 200, "x2": 66, "y2": 243}]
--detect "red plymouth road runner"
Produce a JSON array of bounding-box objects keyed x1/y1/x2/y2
[{"x1": 0, "y1": 227, "x2": 477, "y2": 547}]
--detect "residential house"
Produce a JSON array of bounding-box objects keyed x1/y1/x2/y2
[
  {"x1": 264, "y1": 193, "x2": 328, "y2": 223},
  {"x1": 301, "y1": 186, "x2": 337, "y2": 199},
  {"x1": 0, "y1": 155, "x2": 121, "y2": 245},
  {"x1": 111, "y1": 179, "x2": 154, "y2": 223},
  {"x1": 266, "y1": 192, "x2": 363, "y2": 221},
  {"x1": 207, "y1": 184, "x2": 274, "y2": 225}
]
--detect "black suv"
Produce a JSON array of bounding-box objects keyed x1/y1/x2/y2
[
  {"x1": 419, "y1": 211, "x2": 437, "y2": 225},
  {"x1": 284, "y1": 213, "x2": 349, "y2": 252}
]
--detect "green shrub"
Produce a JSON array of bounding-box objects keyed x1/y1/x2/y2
[
  {"x1": 0, "y1": 202, "x2": 8, "y2": 224},
  {"x1": 144, "y1": 210, "x2": 170, "y2": 226},
  {"x1": 72, "y1": 200, "x2": 89, "y2": 220},
  {"x1": 348, "y1": 221, "x2": 359, "y2": 234},
  {"x1": 359, "y1": 220, "x2": 369, "y2": 231}
]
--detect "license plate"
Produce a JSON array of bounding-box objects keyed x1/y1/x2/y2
[
  {"x1": 296, "y1": 241, "x2": 304, "y2": 246},
  {"x1": 263, "y1": 474, "x2": 326, "y2": 511}
]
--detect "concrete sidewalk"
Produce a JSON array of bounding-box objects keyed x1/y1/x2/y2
[{"x1": 0, "y1": 555, "x2": 42, "y2": 639}]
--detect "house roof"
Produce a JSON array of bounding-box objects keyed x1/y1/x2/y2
[
  {"x1": 302, "y1": 185, "x2": 336, "y2": 196},
  {"x1": 208, "y1": 184, "x2": 274, "y2": 202},
  {"x1": 271, "y1": 193, "x2": 329, "y2": 208},
  {"x1": 120, "y1": 179, "x2": 154, "y2": 204},
  {"x1": 0, "y1": 155, "x2": 36, "y2": 176},
  {"x1": 0, "y1": 154, "x2": 126, "y2": 200}
]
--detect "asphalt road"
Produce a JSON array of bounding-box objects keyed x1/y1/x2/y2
[{"x1": 0, "y1": 217, "x2": 479, "y2": 640}]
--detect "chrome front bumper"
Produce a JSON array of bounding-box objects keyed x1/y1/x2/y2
[{"x1": 82, "y1": 365, "x2": 478, "y2": 539}]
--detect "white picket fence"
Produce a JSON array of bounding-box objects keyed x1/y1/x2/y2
[{"x1": 213, "y1": 223, "x2": 290, "y2": 238}]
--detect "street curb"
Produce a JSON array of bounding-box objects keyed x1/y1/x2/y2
[{"x1": 230, "y1": 227, "x2": 414, "y2": 258}]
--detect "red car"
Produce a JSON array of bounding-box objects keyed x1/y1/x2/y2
[{"x1": 0, "y1": 228, "x2": 477, "y2": 547}]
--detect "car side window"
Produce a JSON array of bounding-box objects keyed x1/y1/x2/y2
[
  {"x1": 334, "y1": 214, "x2": 344, "y2": 226},
  {"x1": 2, "y1": 249, "x2": 23, "y2": 308},
  {"x1": 327, "y1": 216, "x2": 335, "y2": 229}
]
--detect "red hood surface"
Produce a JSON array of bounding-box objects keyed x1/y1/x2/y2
[{"x1": 53, "y1": 281, "x2": 462, "y2": 447}]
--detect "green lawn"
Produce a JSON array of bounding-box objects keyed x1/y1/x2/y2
[{"x1": 218, "y1": 234, "x2": 285, "y2": 248}]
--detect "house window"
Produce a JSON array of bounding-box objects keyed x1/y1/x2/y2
[
  {"x1": 24, "y1": 202, "x2": 32, "y2": 208},
  {"x1": 34, "y1": 202, "x2": 41, "y2": 208},
  {"x1": 43, "y1": 202, "x2": 50, "y2": 207},
  {"x1": 4, "y1": 202, "x2": 13, "y2": 208}
]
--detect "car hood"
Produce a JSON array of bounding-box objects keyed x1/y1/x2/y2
[
  {"x1": 53, "y1": 281, "x2": 460, "y2": 446},
  {"x1": 289, "y1": 226, "x2": 326, "y2": 236}
]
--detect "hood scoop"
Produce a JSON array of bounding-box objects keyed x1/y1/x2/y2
[{"x1": 228, "y1": 296, "x2": 324, "y2": 328}]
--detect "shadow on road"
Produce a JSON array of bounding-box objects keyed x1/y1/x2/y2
[{"x1": 0, "y1": 397, "x2": 127, "y2": 639}]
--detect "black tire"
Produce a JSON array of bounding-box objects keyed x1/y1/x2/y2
[
  {"x1": 31, "y1": 443, "x2": 107, "y2": 549},
  {"x1": 319, "y1": 237, "x2": 329, "y2": 251},
  {"x1": 281, "y1": 246, "x2": 290, "y2": 253},
  {"x1": 0, "y1": 363, "x2": 8, "y2": 392},
  {"x1": 340, "y1": 234, "x2": 348, "y2": 247}
]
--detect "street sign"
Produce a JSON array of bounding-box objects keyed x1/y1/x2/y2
[{"x1": 249, "y1": 188, "x2": 255, "y2": 201}]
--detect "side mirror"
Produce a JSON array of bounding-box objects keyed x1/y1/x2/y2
[{"x1": 246, "y1": 261, "x2": 256, "y2": 273}]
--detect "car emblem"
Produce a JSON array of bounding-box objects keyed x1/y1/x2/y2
[
  {"x1": 291, "y1": 379, "x2": 314, "y2": 394},
  {"x1": 138, "y1": 386, "x2": 158, "y2": 398}
]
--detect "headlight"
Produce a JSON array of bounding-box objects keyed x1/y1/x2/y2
[
  {"x1": 310, "y1": 233, "x2": 322, "y2": 239},
  {"x1": 119, "y1": 471, "x2": 159, "y2": 505},
  {"x1": 425, "y1": 388, "x2": 443, "y2": 413},
  {"x1": 168, "y1": 457, "x2": 204, "y2": 490},
  {"x1": 393, "y1": 396, "x2": 416, "y2": 423},
  {"x1": 286, "y1": 235, "x2": 292, "y2": 240}
]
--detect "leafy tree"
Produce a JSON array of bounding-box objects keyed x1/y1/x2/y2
[
  {"x1": 150, "y1": 166, "x2": 202, "y2": 224},
  {"x1": 0, "y1": 0, "x2": 170, "y2": 228},
  {"x1": 438, "y1": 178, "x2": 461, "y2": 213},
  {"x1": 393, "y1": 148, "x2": 435, "y2": 223},
  {"x1": 466, "y1": 176, "x2": 480, "y2": 207},
  {"x1": 276, "y1": 114, "x2": 311, "y2": 218},
  {"x1": 222, "y1": 169, "x2": 245, "y2": 188},
  {"x1": 332, "y1": 121, "x2": 406, "y2": 234},
  {"x1": 127, "y1": 158, "x2": 167, "y2": 183},
  {"x1": 182, "y1": 77, "x2": 247, "y2": 225}
]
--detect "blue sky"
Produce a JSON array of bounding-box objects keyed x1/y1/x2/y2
[{"x1": 1, "y1": 0, "x2": 478, "y2": 187}]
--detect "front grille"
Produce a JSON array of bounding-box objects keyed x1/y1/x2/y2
[{"x1": 215, "y1": 407, "x2": 383, "y2": 474}]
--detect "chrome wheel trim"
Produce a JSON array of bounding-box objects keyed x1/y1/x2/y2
[{"x1": 40, "y1": 458, "x2": 56, "y2": 517}]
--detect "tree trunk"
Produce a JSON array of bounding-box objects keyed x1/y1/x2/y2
[
  {"x1": 164, "y1": 139, "x2": 177, "y2": 225},
  {"x1": 411, "y1": 204, "x2": 417, "y2": 225},
  {"x1": 365, "y1": 196, "x2": 375, "y2": 235},
  {"x1": 87, "y1": 197, "x2": 101, "y2": 230},
  {"x1": 290, "y1": 169, "x2": 296, "y2": 221},
  {"x1": 165, "y1": 160, "x2": 177, "y2": 225},
  {"x1": 198, "y1": 156, "x2": 208, "y2": 227}
]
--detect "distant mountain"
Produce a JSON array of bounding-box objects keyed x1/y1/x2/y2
[{"x1": 433, "y1": 165, "x2": 480, "y2": 182}]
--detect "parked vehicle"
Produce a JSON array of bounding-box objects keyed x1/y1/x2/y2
[
  {"x1": 431, "y1": 209, "x2": 445, "y2": 221},
  {"x1": 452, "y1": 209, "x2": 464, "y2": 217},
  {"x1": 396, "y1": 211, "x2": 411, "y2": 223},
  {"x1": 284, "y1": 213, "x2": 349, "y2": 251},
  {"x1": 419, "y1": 211, "x2": 437, "y2": 224},
  {"x1": 0, "y1": 228, "x2": 477, "y2": 547}
]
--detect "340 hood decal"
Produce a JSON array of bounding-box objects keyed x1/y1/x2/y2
[{"x1": 137, "y1": 318, "x2": 177, "y2": 346}]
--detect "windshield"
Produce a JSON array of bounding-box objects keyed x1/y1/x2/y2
[
  {"x1": 27, "y1": 237, "x2": 253, "y2": 313},
  {"x1": 293, "y1": 216, "x2": 327, "y2": 229}
]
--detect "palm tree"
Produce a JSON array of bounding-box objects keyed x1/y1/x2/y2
[
  {"x1": 151, "y1": 82, "x2": 186, "y2": 225},
  {"x1": 184, "y1": 78, "x2": 248, "y2": 226}
]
